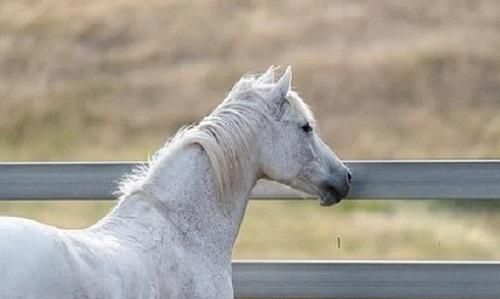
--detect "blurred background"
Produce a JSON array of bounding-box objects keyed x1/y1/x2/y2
[{"x1": 1, "y1": 0, "x2": 500, "y2": 259}]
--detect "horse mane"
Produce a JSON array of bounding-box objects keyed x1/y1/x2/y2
[{"x1": 117, "y1": 67, "x2": 315, "y2": 200}]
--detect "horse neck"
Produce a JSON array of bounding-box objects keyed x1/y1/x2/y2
[{"x1": 105, "y1": 142, "x2": 258, "y2": 257}]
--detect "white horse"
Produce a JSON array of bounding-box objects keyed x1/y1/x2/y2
[{"x1": 0, "y1": 66, "x2": 351, "y2": 299}]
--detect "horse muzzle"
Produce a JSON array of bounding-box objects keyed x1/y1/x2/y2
[{"x1": 318, "y1": 170, "x2": 352, "y2": 206}]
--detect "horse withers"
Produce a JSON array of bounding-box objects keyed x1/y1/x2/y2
[{"x1": 0, "y1": 66, "x2": 351, "y2": 299}]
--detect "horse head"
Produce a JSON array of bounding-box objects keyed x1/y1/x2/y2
[{"x1": 254, "y1": 66, "x2": 352, "y2": 206}]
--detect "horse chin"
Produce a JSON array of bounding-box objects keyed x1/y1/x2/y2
[
  {"x1": 319, "y1": 197, "x2": 342, "y2": 207},
  {"x1": 290, "y1": 179, "x2": 345, "y2": 206},
  {"x1": 318, "y1": 189, "x2": 343, "y2": 207}
]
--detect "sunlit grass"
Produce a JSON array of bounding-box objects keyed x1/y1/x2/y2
[
  {"x1": 1, "y1": 200, "x2": 498, "y2": 260},
  {"x1": 234, "y1": 200, "x2": 500, "y2": 260},
  {"x1": 0, "y1": 201, "x2": 113, "y2": 228}
]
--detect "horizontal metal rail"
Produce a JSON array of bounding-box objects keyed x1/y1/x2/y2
[
  {"x1": 232, "y1": 260, "x2": 500, "y2": 299},
  {"x1": 1, "y1": 160, "x2": 500, "y2": 199}
]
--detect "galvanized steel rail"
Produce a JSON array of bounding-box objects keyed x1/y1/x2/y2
[
  {"x1": 232, "y1": 260, "x2": 500, "y2": 299},
  {"x1": 1, "y1": 160, "x2": 500, "y2": 200},
  {"x1": 1, "y1": 160, "x2": 500, "y2": 298}
]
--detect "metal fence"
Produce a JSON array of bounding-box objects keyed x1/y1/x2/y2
[{"x1": 1, "y1": 161, "x2": 500, "y2": 298}]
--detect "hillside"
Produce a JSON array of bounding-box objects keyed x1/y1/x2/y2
[{"x1": 1, "y1": 0, "x2": 500, "y2": 160}]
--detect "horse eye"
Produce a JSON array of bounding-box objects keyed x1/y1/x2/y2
[{"x1": 301, "y1": 123, "x2": 312, "y2": 133}]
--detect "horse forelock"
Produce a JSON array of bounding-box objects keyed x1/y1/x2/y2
[{"x1": 117, "y1": 67, "x2": 315, "y2": 200}]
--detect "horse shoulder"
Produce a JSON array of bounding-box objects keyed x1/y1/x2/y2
[
  {"x1": 161, "y1": 244, "x2": 233, "y2": 299},
  {"x1": 61, "y1": 229, "x2": 154, "y2": 299}
]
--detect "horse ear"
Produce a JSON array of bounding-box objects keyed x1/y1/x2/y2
[
  {"x1": 272, "y1": 65, "x2": 292, "y2": 102},
  {"x1": 258, "y1": 65, "x2": 275, "y2": 84}
]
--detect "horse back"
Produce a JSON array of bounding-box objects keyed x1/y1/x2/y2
[{"x1": 0, "y1": 217, "x2": 80, "y2": 298}]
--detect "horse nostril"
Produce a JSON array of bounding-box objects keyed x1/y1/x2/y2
[{"x1": 347, "y1": 171, "x2": 352, "y2": 184}]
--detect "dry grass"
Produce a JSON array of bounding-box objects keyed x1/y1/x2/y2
[
  {"x1": 1, "y1": 200, "x2": 499, "y2": 260},
  {"x1": 1, "y1": 0, "x2": 500, "y2": 259},
  {"x1": 2, "y1": 0, "x2": 500, "y2": 160},
  {"x1": 236, "y1": 201, "x2": 500, "y2": 260}
]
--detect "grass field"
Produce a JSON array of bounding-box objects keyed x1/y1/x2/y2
[
  {"x1": 1, "y1": 200, "x2": 499, "y2": 260},
  {"x1": 1, "y1": 0, "x2": 500, "y2": 259}
]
